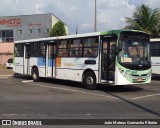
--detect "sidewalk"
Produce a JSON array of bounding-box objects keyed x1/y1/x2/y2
[{"x1": 0, "y1": 65, "x2": 14, "y2": 76}]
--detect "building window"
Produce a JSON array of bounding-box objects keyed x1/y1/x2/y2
[
  {"x1": 19, "y1": 30, "x2": 22, "y2": 34},
  {"x1": 46, "y1": 29, "x2": 49, "y2": 33},
  {"x1": 37, "y1": 29, "x2": 41, "y2": 34},
  {"x1": 6, "y1": 30, "x2": 13, "y2": 37},
  {"x1": 29, "y1": 29, "x2": 33, "y2": 34},
  {"x1": 0, "y1": 30, "x2": 14, "y2": 43}
]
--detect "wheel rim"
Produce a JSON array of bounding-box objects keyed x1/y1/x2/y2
[{"x1": 86, "y1": 76, "x2": 94, "y2": 85}]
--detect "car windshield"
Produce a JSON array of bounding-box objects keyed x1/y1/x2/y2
[{"x1": 118, "y1": 39, "x2": 150, "y2": 69}]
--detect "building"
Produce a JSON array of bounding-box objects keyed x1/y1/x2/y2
[{"x1": 0, "y1": 13, "x2": 68, "y2": 64}]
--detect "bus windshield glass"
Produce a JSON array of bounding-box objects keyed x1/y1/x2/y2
[{"x1": 118, "y1": 39, "x2": 151, "y2": 70}]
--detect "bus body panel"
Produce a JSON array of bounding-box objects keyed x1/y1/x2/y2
[
  {"x1": 115, "y1": 66, "x2": 151, "y2": 85},
  {"x1": 38, "y1": 67, "x2": 46, "y2": 77},
  {"x1": 30, "y1": 58, "x2": 38, "y2": 68},
  {"x1": 115, "y1": 66, "x2": 131, "y2": 85},
  {"x1": 55, "y1": 69, "x2": 99, "y2": 83},
  {"x1": 14, "y1": 57, "x2": 24, "y2": 74},
  {"x1": 150, "y1": 38, "x2": 160, "y2": 76},
  {"x1": 55, "y1": 57, "x2": 99, "y2": 82},
  {"x1": 151, "y1": 57, "x2": 160, "y2": 75}
]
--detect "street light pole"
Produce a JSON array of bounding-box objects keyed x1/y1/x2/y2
[{"x1": 94, "y1": 0, "x2": 97, "y2": 32}]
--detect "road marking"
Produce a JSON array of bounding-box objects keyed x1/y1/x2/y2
[
  {"x1": 0, "y1": 75, "x2": 11, "y2": 79},
  {"x1": 131, "y1": 93, "x2": 160, "y2": 100},
  {"x1": 0, "y1": 114, "x2": 109, "y2": 117},
  {"x1": 27, "y1": 83, "x2": 118, "y2": 99},
  {"x1": 151, "y1": 89, "x2": 160, "y2": 91},
  {"x1": 0, "y1": 77, "x2": 8, "y2": 79},
  {"x1": 0, "y1": 75, "x2": 11, "y2": 77},
  {"x1": 22, "y1": 80, "x2": 33, "y2": 83}
]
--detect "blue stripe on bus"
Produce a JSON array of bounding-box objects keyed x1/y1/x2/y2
[
  {"x1": 38, "y1": 58, "x2": 55, "y2": 67},
  {"x1": 48, "y1": 59, "x2": 55, "y2": 67},
  {"x1": 38, "y1": 57, "x2": 46, "y2": 66}
]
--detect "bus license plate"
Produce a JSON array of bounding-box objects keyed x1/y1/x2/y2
[{"x1": 137, "y1": 78, "x2": 143, "y2": 82}]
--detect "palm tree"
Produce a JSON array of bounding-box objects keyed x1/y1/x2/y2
[{"x1": 125, "y1": 4, "x2": 160, "y2": 38}]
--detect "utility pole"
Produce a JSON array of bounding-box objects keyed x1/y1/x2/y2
[
  {"x1": 76, "y1": 25, "x2": 78, "y2": 34},
  {"x1": 94, "y1": 0, "x2": 97, "y2": 32}
]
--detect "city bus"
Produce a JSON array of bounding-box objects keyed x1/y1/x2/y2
[
  {"x1": 13, "y1": 30, "x2": 151, "y2": 90},
  {"x1": 150, "y1": 38, "x2": 160, "y2": 76}
]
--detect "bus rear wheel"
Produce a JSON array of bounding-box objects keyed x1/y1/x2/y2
[
  {"x1": 32, "y1": 68, "x2": 40, "y2": 82},
  {"x1": 83, "y1": 72, "x2": 97, "y2": 90}
]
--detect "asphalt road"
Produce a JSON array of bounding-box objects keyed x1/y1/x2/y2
[{"x1": 0, "y1": 75, "x2": 160, "y2": 127}]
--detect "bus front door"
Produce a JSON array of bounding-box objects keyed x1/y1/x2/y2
[
  {"x1": 24, "y1": 44, "x2": 31, "y2": 75},
  {"x1": 101, "y1": 38, "x2": 116, "y2": 84},
  {"x1": 46, "y1": 43, "x2": 56, "y2": 77}
]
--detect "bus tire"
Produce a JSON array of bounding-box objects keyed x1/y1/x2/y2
[
  {"x1": 32, "y1": 68, "x2": 40, "y2": 82},
  {"x1": 83, "y1": 72, "x2": 97, "y2": 90}
]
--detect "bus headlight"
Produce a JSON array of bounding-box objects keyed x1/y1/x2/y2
[
  {"x1": 119, "y1": 68, "x2": 124, "y2": 73},
  {"x1": 147, "y1": 73, "x2": 151, "y2": 77},
  {"x1": 119, "y1": 68, "x2": 131, "y2": 78},
  {"x1": 127, "y1": 73, "x2": 131, "y2": 78}
]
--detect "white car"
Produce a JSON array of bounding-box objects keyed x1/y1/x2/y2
[{"x1": 6, "y1": 58, "x2": 13, "y2": 69}]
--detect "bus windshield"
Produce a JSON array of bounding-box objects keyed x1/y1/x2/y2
[{"x1": 118, "y1": 39, "x2": 151, "y2": 70}]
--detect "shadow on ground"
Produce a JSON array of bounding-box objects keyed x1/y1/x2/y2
[
  {"x1": 152, "y1": 75, "x2": 160, "y2": 81},
  {"x1": 13, "y1": 73, "x2": 143, "y2": 93}
]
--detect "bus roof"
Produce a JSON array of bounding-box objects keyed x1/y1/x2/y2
[
  {"x1": 15, "y1": 32, "x2": 101, "y2": 43},
  {"x1": 15, "y1": 29, "x2": 148, "y2": 44}
]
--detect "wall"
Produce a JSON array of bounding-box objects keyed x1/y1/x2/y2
[
  {"x1": 0, "y1": 54, "x2": 13, "y2": 65},
  {"x1": 0, "y1": 43, "x2": 13, "y2": 64},
  {"x1": 0, "y1": 43, "x2": 13, "y2": 53}
]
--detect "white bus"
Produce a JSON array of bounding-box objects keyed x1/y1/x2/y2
[
  {"x1": 150, "y1": 38, "x2": 160, "y2": 76},
  {"x1": 13, "y1": 30, "x2": 151, "y2": 89}
]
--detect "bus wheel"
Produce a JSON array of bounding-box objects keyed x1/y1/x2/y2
[
  {"x1": 32, "y1": 68, "x2": 40, "y2": 82},
  {"x1": 83, "y1": 72, "x2": 97, "y2": 90}
]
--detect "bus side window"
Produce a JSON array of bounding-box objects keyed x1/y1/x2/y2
[
  {"x1": 85, "y1": 49, "x2": 93, "y2": 57},
  {"x1": 71, "y1": 48, "x2": 77, "y2": 57},
  {"x1": 83, "y1": 37, "x2": 98, "y2": 57}
]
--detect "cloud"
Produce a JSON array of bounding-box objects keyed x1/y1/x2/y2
[
  {"x1": 97, "y1": 0, "x2": 135, "y2": 31},
  {"x1": 145, "y1": 0, "x2": 160, "y2": 8},
  {"x1": 36, "y1": 4, "x2": 44, "y2": 13},
  {"x1": 0, "y1": 0, "x2": 159, "y2": 34}
]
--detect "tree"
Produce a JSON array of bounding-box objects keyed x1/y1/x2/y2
[
  {"x1": 50, "y1": 21, "x2": 67, "y2": 37},
  {"x1": 125, "y1": 4, "x2": 160, "y2": 38}
]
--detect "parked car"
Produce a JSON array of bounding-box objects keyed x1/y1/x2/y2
[{"x1": 6, "y1": 58, "x2": 13, "y2": 69}]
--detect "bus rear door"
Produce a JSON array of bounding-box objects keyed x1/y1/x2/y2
[
  {"x1": 24, "y1": 44, "x2": 31, "y2": 75},
  {"x1": 46, "y1": 41, "x2": 56, "y2": 77}
]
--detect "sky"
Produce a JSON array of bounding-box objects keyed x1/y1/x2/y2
[{"x1": 0, "y1": 0, "x2": 160, "y2": 34}]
